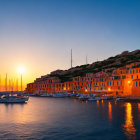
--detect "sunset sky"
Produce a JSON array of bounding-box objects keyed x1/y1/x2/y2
[{"x1": 0, "y1": 0, "x2": 140, "y2": 90}]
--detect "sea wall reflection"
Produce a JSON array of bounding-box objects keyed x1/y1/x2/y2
[{"x1": 123, "y1": 103, "x2": 136, "y2": 140}]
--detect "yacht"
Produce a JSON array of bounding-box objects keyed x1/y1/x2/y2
[{"x1": 0, "y1": 94, "x2": 29, "y2": 103}]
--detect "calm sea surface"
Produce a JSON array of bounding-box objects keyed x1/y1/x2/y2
[{"x1": 0, "y1": 97, "x2": 140, "y2": 140}]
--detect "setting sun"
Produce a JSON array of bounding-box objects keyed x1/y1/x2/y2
[{"x1": 18, "y1": 66, "x2": 25, "y2": 74}]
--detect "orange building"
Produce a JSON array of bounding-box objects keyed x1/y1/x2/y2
[
  {"x1": 25, "y1": 63, "x2": 140, "y2": 97},
  {"x1": 26, "y1": 83, "x2": 35, "y2": 94},
  {"x1": 132, "y1": 79, "x2": 140, "y2": 96}
]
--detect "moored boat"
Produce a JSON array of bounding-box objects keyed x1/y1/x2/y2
[
  {"x1": 40, "y1": 93, "x2": 52, "y2": 97},
  {"x1": 0, "y1": 95, "x2": 29, "y2": 103},
  {"x1": 52, "y1": 93, "x2": 65, "y2": 98},
  {"x1": 88, "y1": 96, "x2": 102, "y2": 101}
]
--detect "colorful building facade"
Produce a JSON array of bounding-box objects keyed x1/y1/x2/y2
[{"x1": 26, "y1": 63, "x2": 140, "y2": 96}]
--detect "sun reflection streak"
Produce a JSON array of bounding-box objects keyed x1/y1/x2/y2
[{"x1": 123, "y1": 103, "x2": 136, "y2": 140}]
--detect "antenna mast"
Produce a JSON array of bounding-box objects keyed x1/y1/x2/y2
[
  {"x1": 86, "y1": 55, "x2": 88, "y2": 65},
  {"x1": 71, "y1": 49, "x2": 72, "y2": 68}
]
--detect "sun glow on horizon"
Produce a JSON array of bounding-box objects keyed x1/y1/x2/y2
[{"x1": 18, "y1": 66, "x2": 25, "y2": 74}]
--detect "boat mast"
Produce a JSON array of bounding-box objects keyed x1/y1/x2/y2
[
  {"x1": 0, "y1": 74, "x2": 1, "y2": 91},
  {"x1": 21, "y1": 74, "x2": 22, "y2": 91},
  {"x1": 5, "y1": 73, "x2": 7, "y2": 92},
  {"x1": 9, "y1": 79, "x2": 11, "y2": 91},
  {"x1": 16, "y1": 78, "x2": 18, "y2": 91}
]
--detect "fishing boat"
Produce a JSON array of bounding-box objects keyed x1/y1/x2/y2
[{"x1": 0, "y1": 94, "x2": 29, "y2": 103}]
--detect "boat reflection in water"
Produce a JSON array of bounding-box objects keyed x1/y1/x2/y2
[{"x1": 123, "y1": 103, "x2": 136, "y2": 140}]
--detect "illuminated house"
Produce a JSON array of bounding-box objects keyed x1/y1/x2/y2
[{"x1": 26, "y1": 63, "x2": 140, "y2": 96}]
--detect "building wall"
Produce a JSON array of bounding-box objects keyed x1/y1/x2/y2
[
  {"x1": 132, "y1": 79, "x2": 140, "y2": 96},
  {"x1": 25, "y1": 64, "x2": 140, "y2": 96}
]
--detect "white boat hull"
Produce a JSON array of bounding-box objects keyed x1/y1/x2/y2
[{"x1": 0, "y1": 96, "x2": 29, "y2": 103}]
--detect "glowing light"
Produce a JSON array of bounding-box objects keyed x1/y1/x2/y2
[
  {"x1": 108, "y1": 102, "x2": 112, "y2": 120},
  {"x1": 123, "y1": 103, "x2": 136, "y2": 139},
  {"x1": 85, "y1": 89, "x2": 88, "y2": 92},
  {"x1": 63, "y1": 87, "x2": 66, "y2": 90},
  {"x1": 138, "y1": 103, "x2": 140, "y2": 112},
  {"x1": 96, "y1": 100, "x2": 99, "y2": 107},
  {"x1": 128, "y1": 81, "x2": 131, "y2": 84},
  {"x1": 18, "y1": 66, "x2": 25, "y2": 74},
  {"x1": 108, "y1": 88, "x2": 111, "y2": 91}
]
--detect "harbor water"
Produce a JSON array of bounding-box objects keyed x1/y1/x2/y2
[{"x1": 0, "y1": 97, "x2": 140, "y2": 140}]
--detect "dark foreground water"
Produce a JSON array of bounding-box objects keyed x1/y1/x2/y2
[{"x1": 0, "y1": 97, "x2": 140, "y2": 140}]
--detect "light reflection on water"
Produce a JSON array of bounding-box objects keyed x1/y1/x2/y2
[
  {"x1": 108, "y1": 102, "x2": 112, "y2": 120},
  {"x1": 0, "y1": 97, "x2": 140, "y2": 140},
  {"x1": 96, "y1": 100, "x2": 99, "y2": 108},
  {"x1": 101, "y1": 100, "x2": 104, "y2": 108},
  {"x1": 138, "y1": 103, "x2": 140, "y2": 111},
  {"x1": 122, "y1": 103, "x2": 136, "y2": 140}
]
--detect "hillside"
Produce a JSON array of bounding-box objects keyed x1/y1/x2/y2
[{"x1": 48, "y1": 50, "x2": 140, "y2": 82}]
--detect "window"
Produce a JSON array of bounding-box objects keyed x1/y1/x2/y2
[
  {"x1": 131, "y1": 75, "x2": 133, "y2": 79},
  {"x1": 107, "y1": 82, "x2": 109, "y2": 86}
]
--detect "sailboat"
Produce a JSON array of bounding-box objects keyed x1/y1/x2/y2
[{"x1": 0, "y1": 74, "x2": 29, "y2": 103}]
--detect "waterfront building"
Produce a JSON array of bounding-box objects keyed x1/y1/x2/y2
[{"x1": 26, "y1": 62, "x2": 140, "y2": 97}]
